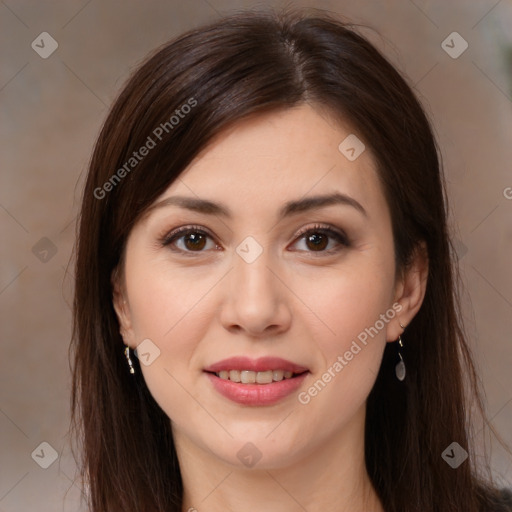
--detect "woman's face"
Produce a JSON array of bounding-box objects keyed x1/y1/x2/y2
[{"x1": 114, "y1": 104, "x2": 405, "y2": 470}]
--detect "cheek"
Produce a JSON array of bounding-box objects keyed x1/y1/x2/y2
[
  {"x1": 125, "y1": 251, "x2": 213, "y2": 343},
  {"x1": 123, "y1": 253, "x2": 218, "y2": 419},
  {"x1": 299, "y1": 253, "x2": 395, "y2": 355},
  {"x1": 294, "y1": 255, "x2": 394, "y2": 413}
]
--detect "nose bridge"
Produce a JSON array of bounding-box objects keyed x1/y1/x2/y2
[
  {"x1": 231, "y1": 242, "x2": 279, "y2": 304},
  {"x1": 221, "y1": 240, "x2": 290, "y2": 335}
]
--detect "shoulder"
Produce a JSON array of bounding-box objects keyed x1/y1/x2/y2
[{"x1": 487, "y1": 488, "x2": 512, "y2": 512}]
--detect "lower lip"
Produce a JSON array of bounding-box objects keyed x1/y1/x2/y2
[{"x1": 205, "y1": 372, "x2": 309, "y2": 406}]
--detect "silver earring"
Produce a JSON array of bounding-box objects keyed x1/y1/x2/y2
[
  {"x1": 395, "y1": 322, "x2": 406, "y2": 381},
  {"x1": 124, "y1": 346, "x2": 135, "y2": 375}
]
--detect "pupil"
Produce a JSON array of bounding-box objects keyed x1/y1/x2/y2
[
  {"x1": 307, "y1": 233, "x2": 327, "y2": 251},
  {"x1": 185, "y1": 233, "x2": 206, "y2": 251}
]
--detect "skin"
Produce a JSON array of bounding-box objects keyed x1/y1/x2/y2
[{"x1": 113, "y1": 104, "x2": 428, "y2": 512}]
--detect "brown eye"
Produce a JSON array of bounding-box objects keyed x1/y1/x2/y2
[
  {"x1": 291, "y1": 225, "x2": 350, "y2": 255},
  {"x1": 161, "y1": 226, "x2": 218, "y2": 254},
  {"x1": 182, "y1": 232, "x2": 207, "y2": 251},
  {"x1": 304, "y1": 232, "x2": 329, "y2": 251}
]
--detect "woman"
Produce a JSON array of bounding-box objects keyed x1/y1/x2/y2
[{"x1": 70, "y1": 8, "x2": 512, "y2": 512}]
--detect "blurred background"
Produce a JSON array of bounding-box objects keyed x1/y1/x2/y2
[{"x1": 1, "y1": 1, "x2": 511, "y2": 510}]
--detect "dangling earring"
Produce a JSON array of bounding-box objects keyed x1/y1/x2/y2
[
  {"x1": 124, "y1": 345, "x2": 135, "y2": 375},
  {"x1": 395, "y1": 322, "x2": 406, "y2": 381}
]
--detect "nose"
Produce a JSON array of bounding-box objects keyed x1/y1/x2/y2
[{"x1": 219, "y1": 249, "x2": 292, "y2": 338}]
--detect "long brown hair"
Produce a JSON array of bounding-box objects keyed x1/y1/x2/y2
[{"x1": 70, "y1": 7, "x2": 510, "y2": 511}]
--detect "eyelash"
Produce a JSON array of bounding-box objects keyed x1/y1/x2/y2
[{"x1": 159, "y1": 223, "x2": 350, "y2": 257}]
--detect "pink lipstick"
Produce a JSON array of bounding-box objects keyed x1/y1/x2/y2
[{"x1": 204, "y1": 356, "x2": 309, "y2": 406}]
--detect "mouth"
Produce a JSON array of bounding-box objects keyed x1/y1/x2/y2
[{"x1": 203, "y1": 356, "x2": 310, "y2": 406}]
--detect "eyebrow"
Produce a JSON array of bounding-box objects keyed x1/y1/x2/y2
[{"x1": 147, "y1": 192, "x2": 367, "y2": 220}]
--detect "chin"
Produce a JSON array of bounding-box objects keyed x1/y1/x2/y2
[{"x1": 207, "y1": 432, "x2": 311, "y2": 471}]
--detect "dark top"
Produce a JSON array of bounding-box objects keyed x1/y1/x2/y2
[{"x1": 488, "y1": 488, "x2": 512, "y2": 511}]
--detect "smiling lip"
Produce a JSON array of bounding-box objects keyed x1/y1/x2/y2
[
  {"x1": 205, "y1": 372, "x2": 308, "y2": 406},
  {"x1": 203, "y1": 356, "x2": 309, "y2": 406},
  {"x1": 203, "y1": 356, "x2": 309, "y2": 374}
]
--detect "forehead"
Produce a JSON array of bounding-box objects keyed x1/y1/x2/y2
[{"x1": 151, "y1": 104, "x2": 388, "y2": 222}]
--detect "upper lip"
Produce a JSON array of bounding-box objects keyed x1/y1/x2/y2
[{"x1": 204, "y1": 356, "x2": 309, "y2": 374}]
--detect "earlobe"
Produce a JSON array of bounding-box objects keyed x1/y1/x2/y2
[{"x1": 387, "y1": 241, "x2": 429, "y2": 341}]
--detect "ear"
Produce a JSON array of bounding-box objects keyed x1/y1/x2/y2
[
  {"x1": 111, "y1": 266, "x2": 136, "y2": 348},
  {"x1": 386, "y1": 241, "x2": 429, "y2": 342}
]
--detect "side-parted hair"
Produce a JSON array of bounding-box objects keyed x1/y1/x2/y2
[{"x1": 70, "y1": 7, "x2": 511, "y2": 512}]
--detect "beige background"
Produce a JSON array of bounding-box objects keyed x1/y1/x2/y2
[{"x1": 1, "y1": 1, "x2": 511, "y2": 510}]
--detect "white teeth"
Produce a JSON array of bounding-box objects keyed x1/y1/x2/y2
[
  {"x1": 273, "y1": 370, "x2": 284, "y2": 381},
  {"x1": 256, "y1": 370, "x2": 273, "y2": 384},
  {"x1": 229, "y1": 370, "x2": 241, "y2": 382},
  {"x1": 215, "y1": 369, "x2": 299, "y2": 383},
  {"x1": 240, "y1": 370, "x2": 256, "y2": 384}
]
